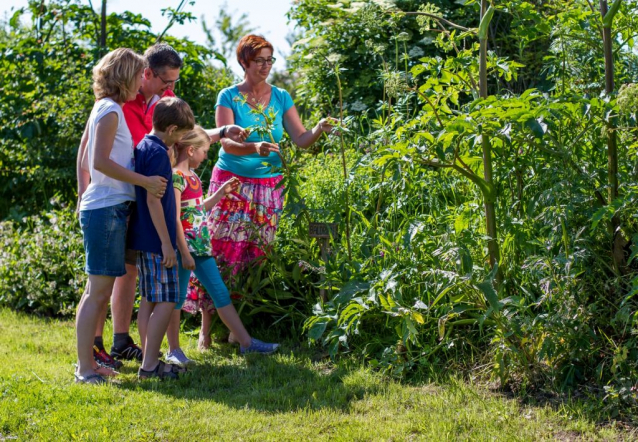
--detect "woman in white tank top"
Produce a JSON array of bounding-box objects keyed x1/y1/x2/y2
[{"x1": 75, "y1": 48, "x2": 167, "y2": 384}]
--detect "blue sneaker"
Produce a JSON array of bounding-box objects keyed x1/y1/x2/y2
[{"x1": 240, "y1": 338, "x2": 279, "y2": 355}]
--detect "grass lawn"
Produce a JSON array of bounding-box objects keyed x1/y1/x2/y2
[{"x1": 0, "y1": 308, "x2": 633, "y2": 441}]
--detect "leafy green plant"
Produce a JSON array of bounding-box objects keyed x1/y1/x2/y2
[
  {"x1": 0, "y1": 0, "x2": 235, "y2": 220},
  {"x1": 0, "y1": 200, "x2": 85, "y2": 316}
]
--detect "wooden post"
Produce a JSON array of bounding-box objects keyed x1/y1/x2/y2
[{"x1": 309, "y1": 222, "x2": 339, "y2": 302}]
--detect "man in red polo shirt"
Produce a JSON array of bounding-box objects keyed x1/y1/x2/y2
[{"x1": 77, "y1": 44, "x2": 248, "y2": 368}]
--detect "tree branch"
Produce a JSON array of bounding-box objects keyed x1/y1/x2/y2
[
  {"x1": 387, "y1": 10, "x2": 472, "y2": 33},
  {"x1": 433, "y1": 22, "x2": 480, "y2": 95},
  {"x1": 411, "y1": 88, "x2": 444, "y2": 128},
  {"x1": 156, "y1": 0, "x2": 187, "y2": 43}
]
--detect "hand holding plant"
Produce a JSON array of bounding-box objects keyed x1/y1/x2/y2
[
  {"x1": 233, "y1": 93, "x2": 290, "y2": 173},
  {"x1": 318, "y1": 117, "x2": 340, "y2": 134},
  {"x1": 226, "y1": 124, "x2": 250, "y2": 143},
  {"x1": 220, "y1": 177, "x2": 241, "y2": 194},
  {"x1": 254, "y1": 141, "x2": 280, "y2": 157}
]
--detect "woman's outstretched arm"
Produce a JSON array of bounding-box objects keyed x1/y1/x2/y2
[{"x1": 283, "y1": 105, "x2": 337, "y2": 149}]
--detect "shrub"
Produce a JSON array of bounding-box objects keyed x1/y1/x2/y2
[{"x1": 0, "y1": 201, "x2": 85, "y2": 316}]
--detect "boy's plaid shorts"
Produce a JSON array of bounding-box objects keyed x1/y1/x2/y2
[{"x1": 137, "y1": 251, "x2": 179, "y2": 303}]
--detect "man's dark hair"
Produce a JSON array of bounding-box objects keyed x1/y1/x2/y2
[
  {"x1": 153, "y1": 97, "x2": 195, "y2": 132},
  {"x1": 144, "y1": 44, "x2": 182, "y2": 72}
]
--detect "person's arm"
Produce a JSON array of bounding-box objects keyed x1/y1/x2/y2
[
  {"x1": 147, "y1": 192, "x2": 177, "y2": 268},
  {"x1": 76, "y1": 121, "x2": 90, "y2": 209},
  {"x1": 283, "y1": 105, "x2": 337, "y2": 149},
  {"x1": 93, "y1": 112, "x2": 167, "y2": 197},
  {"x1": 203, "y1": 177, "x2": 241, "y2": 212},
  {"x1": 204, "y1": 125, "x2": 250, "y2": 144},
  {"x1": 173, "y1": 185, "x2": 195, "y2": 270},
  {"x1": 215, "y1": 106, "x2": 279, "y2": 157}
]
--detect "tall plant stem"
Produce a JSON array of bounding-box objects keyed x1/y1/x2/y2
[
  {"x1": 479, "y1": 0, "x2": 501, "y2": 282},
  {"x1": 245, "y1": 100, "x2": 291, "y2": 175},
  {"x1": 600, "y1": 0, "x2": 625, "y2": 271},
  {"x1": 334, "y1": 66, "x2": 352, "y2": 260},
  {"x1": 403, "y1": 40, "x2": 410, "y2": 117},
  {"x1": 156, "y1": 0, "x2": 187, "y2": 43},
  {"x1": 267, "y1": 132, "x2": 290, "y2": 176},
  {"x1": 99, "y1": 0, "x2": 106, "y2": 56},
  {"x1": 601, "y1": 0, "x2": 618, "y2": 204}
]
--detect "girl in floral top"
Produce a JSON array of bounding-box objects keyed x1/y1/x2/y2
[{"x1": 166, "y1": 126, "x2": 279, "y2": 363}]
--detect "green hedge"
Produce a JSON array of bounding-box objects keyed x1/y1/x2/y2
[{"x1": 0, "y1": 201, "x2": 85, "y2": 316}]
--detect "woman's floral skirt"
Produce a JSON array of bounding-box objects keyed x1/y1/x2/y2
[{"x1": 182, "y1": 166, "x2": 283, "y2": 315}]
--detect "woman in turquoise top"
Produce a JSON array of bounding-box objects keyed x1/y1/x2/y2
[{"x1": 187, "y1": 34, "x2": 335, "y2": 349}]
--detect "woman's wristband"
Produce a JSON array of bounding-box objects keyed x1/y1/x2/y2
[{"x1": 220, "y1": 125, "x2": 227, "y2": 139}]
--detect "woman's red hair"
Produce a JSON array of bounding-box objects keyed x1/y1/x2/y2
[{"x1": 236, "y1": 34, "x2": 274, "y2": 71}]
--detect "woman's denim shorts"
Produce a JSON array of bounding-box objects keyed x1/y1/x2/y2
[{"x1": 79, "y1": 202, "x2": 132, "y2": 277}]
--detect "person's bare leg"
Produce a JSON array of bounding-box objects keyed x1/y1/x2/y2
[
  {"x1": 81, "y1": 281, "x2": 109, "y2": 371},
  {"x1": 86, "y1": 280, "x2": 108, "y2": 343},
  {"x1": 111, "y1": 263, "x2": 137, "y2": 334},
  {"x1": 94, "y1": 300, "x2": 108, "y2": 338},
  {"x1": 216, "y1": 304, "x2": 251, "y2": 348},
  {"x1": 166, "y1": 309, "x2": 181, "y2": 353},
  {"x1": 198, "y1": 310, "x2": 213, "y2": 351},
  {"x1": 76, "y1": 275, "x2": 115, "y2": 377},
  {"x1": 141, "y1": 302, "x2": 175, "y2": 372},
  {"x1": 137, "y1": 297, "x2": 151, "y2": 353},
  {"x1": 228, "y1": 329, "x2": 238, "y2": 344}
]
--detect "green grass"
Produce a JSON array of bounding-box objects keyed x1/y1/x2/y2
[{"x1": 0, "y1": 308, "x2": 632, "y2": 441}]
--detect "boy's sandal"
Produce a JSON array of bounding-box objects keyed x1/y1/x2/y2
[
  {"x1": 75, "y1": 373, "x2": 107, "y2": 385},
  {"x1": 171, "y1": 363, "x2": 187, "y2": 374},
  {"x1": 138, "y1": 360, "x2": 182, "y2": 380}
]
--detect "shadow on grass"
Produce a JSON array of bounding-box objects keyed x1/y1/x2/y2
[
  {"x1": 115, "y1": 344, "x2": 382, "y2": 413},
  {"x1": 405, "y1": 368, "x2": 638, "y2": 430}
]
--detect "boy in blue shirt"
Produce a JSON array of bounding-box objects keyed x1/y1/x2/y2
[{"x1": 129, "y1": 97, "x2": 194, "y2": 379}]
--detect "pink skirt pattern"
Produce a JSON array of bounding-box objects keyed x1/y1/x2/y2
[{"x1": 182, "y1": 166, "x2": 284, "y2": 315}]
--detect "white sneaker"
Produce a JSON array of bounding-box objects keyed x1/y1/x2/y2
[{"x1": 166, "y1": 348, "x2": 195, "y2": 366}]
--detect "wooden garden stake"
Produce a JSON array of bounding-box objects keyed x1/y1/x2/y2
[{"x1": 309, "y1": 222, "x2": 338, "y2": 302}]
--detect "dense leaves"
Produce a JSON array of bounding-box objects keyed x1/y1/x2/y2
[
  {"x1": 0, "y1": 0, "x2": 234, "y2": 219},
  {"x1": 284, "y1": 0, "x2": 638, "y2": 417},
  {"x1": 4, "y1": 0, "x2": 638, "y2": 419}
]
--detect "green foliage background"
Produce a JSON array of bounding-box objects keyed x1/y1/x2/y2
[{"x1": 4, "y1": 0, "x2": 638, "y2": 419}]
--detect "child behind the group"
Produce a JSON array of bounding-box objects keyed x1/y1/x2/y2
[
  {"x1": 128, "y1": 96, "x2": 195, "y2": 379},
  {"x1": 166, "y1": 125, "x2": 279, "y2": 358}
]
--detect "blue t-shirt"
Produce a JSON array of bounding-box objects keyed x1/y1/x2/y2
[
  {"x1": 214, "y1": 85, "x2": 295, "y2": 178},
  {"x1": 128, "y1": 134, "x2": 177, "y2": 255}
]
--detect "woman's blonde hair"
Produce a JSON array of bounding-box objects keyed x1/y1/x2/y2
[
  {"x1": 171, "y1": 125, "x2": 210, "y2": 166},
  {"x1": 92, "y1": 48, "x2": 146, "y2": 102}
]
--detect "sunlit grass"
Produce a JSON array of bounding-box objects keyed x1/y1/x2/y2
[{"x1": 0, "y1": 308, "x2": 631, "y2": 441}]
